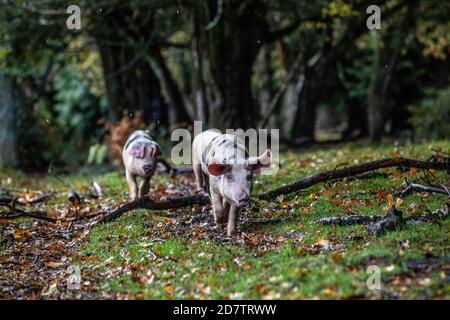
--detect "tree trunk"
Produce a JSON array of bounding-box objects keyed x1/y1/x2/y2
[
  {"x1": 256, "y1": 44, "x2": 276, "y2": 128},
  {"x1": 93, "y1": 8, "x2": 168, "y2": 129},
  {"x1": 0, "y1": 73, "x2": 18, "y2": 167},
  {"x1": 153, "y1": 50, "x2": 191, "y2": 128},
  {"x1": 0, "y1": 73, "x2": 46, "y2": 170},
  {"x1": 192, "y1": 0, "x2": 268, "y2": 130},
  {"x1": 291, "y1": 64, "x2": 318, "y2": 144},
  {"x1": 367, "y1": 4, "x2": 415, "y2": 142},
  {"x1": 344, "y1": 100, "x2": 367, "y2": 139}
]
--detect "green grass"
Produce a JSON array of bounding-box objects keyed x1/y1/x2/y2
[{"x1": 1, "y1": 139, "x2": 449, "y2": 299}]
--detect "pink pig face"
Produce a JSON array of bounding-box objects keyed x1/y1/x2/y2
[
  {"x1": 127, "y1": 141, "x2": 160, "y2": 174},
  {"x1": 207, "y1": 149, "x2": 271, "y2": 207}
]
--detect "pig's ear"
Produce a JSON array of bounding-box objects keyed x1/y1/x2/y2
[
  {"x1": 207, "y1": 161, "x2": 231, "y2": 176},
  {"x1": 247, "y1": 149, "x2": 271, "y2": 172},
  {"x1": 151, "y1": 144, "x2": 161, "y2": 158},
  {"x1": 128, "y1": 144, "x2": 145, "y2": 159}
]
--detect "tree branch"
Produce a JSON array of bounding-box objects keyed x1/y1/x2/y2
[
  {"x1": 400, "y1": 183, "x2": 450, "y2": 198},
  {"x1": 266, "y1": 20, "x2": 300, "y2": 43},
  {"x1": 259, "y1": 157, "x2": 450, "y2": 200}
]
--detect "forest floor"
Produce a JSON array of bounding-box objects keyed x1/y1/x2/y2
[{"x1": 0, "y1": 140, "x2": 449, "y2": 299}]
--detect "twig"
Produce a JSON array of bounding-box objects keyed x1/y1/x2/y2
[
  {"x1": 92, "y1": 181, "x2": 104, "y2": 198},
  {"x1": 400, "y1": 183, "x2": 449, "y2": 198}
]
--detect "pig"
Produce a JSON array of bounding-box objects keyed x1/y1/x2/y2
[
  {"x1": 192, "y1": 130, "x2": 271, "y2": 236},
  {"x1": 122, "y1": 130, "x2": 161, "y2": 201}
]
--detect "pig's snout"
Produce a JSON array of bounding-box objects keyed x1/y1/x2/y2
[
  {"x1": 143, "y1": 164, "x2": 154, "y2": 174},
  {"x1": 238, "y1": 193, "x2": 250, "y2": 206}
]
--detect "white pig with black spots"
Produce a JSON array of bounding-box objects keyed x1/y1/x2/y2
[
  {"x1": 122, "y1": 130, "x2": 161, "y2": 201},
  {"x1": 192, "y1": 130, "x2": 271, "y2": 236}
]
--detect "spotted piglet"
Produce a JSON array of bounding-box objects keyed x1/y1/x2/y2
[
  {"x1": 122, "y1": 130, "x2": 161, "y2": 201},
  {"x1": 192, "y1": 130, "x2": 271, "y2": 236}
]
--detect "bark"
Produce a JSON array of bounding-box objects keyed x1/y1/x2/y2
[
  {"x1": 192, "y1": 0, "x2": 269, "y2": 130},
  {"x1": 0, "y1": 73, "x2": 18, "y2": 167},
  {"x1": 365, "y1": 207, "x2": 404, "y2": 237},
  {"x1": 0, "y1": 73, "x2": 45, "y2": 170},
  {"x1": 191, "y1": 5, "x2": 212, "y2": 125},
  {"x1": 291, "y1": 63, "x2": 319, "y2": 144},
  {"x1": 256, "y1": 45, "x2": 275, "y2": 128},
  {"x1": 344, "y1": 100, "x2": 367, "y2": 139},
  {"x1": 153, "y1": 50, "x2": 191, "y2": 127}
]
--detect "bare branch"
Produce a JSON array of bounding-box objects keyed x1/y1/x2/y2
[{"x1": 259, "y1": 157, "x2": 450, "y2": 200}]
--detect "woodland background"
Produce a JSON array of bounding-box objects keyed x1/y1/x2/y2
[{"x1": 0, "y1": 0, "x2": 449, "y2": 171}]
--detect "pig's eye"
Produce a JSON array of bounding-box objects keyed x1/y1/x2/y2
[
  {"x1": 226, "y1": 174, "x2": 234, "y2": 181},
  {"x1": 246, "y1": 174, "x2": 252, "y2": 181}
]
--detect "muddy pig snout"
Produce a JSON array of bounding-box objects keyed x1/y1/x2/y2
[
  {"x1": 143, "y1": 164, "x2": 154, "y2": 174},
  {"x1": 238, "y1": 193, "x2": 250, "y2": 206}
]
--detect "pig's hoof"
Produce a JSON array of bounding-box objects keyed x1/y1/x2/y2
[
  {"x1": 213, "y1": 223, "x2": 224, "y2": 231},
  {"x1": 226, "y1": 230, "x2": 237, "y2": 237},
  {"x1": 195, "y1": 187, "x2": 205, "y2": 193}
]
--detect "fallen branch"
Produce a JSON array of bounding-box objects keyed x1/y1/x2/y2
[
  {"x1": 0, "y1": 194, "x2": 52, "y2": 206},
  {"x1": 99, "y1": 195, "x2": 210, "y2": 223},
  {"x1": 316, "y1": 215, "x2": 380, "y2": 226},
  {"x1": 157, "y1": 158, "x2": 193, "y2": 175},
  {"x1": 400, "y1": 183, "x2": 449, "y2": 198},
  {"x1": 0, "y1": 199, "x2": 58, "y2": 223},
  {"x1": 259, "y1": 157, "x2": 450, "y2": 200},
  {"x1": 0, "y1": 194, "x2": 211, "y2": 224},
  {"x1": 365, "y1": 207, "x2": 404, "y2": 237},
  {"x1": 317, "y1": 204, "x2": 449, "y2": 237},
  {"x1": 406, "y1": 204, "x2": 449, "y2": 223},
  {"x1": 3, "y1": 156, "x2": 448, "y2": 225}
]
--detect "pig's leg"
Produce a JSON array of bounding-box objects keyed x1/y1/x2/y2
[
  {"x1": 227, "y1": 205, "x2": 239, "y2": 236},
  {"x1": 222, "y1": 200, "x2": 230, "y2": 223},
  {"x1": 210, "y1": 192, "x2": 225, "y2": 229},
  {"x1": 138, "y1": 178, "x2": 150, "y2": 198},
  {"x1": 126, "y1": 170, "x2": 138, "y2": 201},
  {"x1": 193, "y1": 164, "x2": 204, "y2": 191}
]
